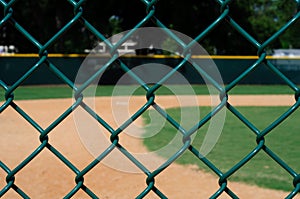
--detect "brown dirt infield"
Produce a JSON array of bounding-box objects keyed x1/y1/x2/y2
[{"x1": 0, "y1": 95, "x2": 299, "y2": 198}]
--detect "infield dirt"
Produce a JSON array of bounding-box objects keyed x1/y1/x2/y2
[{"x1": 0, "y1": 95, "x2": 299, "y2": 198}]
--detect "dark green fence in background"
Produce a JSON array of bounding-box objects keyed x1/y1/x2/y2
[
  {"x1": 1, "y1": 55, "x2": 300, "y2": 85},
  {"x1": 1, "y1": 0, "x2": 300, "y2": 198}
]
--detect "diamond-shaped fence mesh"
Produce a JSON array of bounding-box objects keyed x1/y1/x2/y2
[{"x1": 1, "y1": 0, "x2": 300, "y2": 198}]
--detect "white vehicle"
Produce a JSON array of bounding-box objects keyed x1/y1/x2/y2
[
  {"x1": 272, "y1": 49, "x2": 300, "y2": 57},
  {"x1": 272, "y1": 49, "x2": 300, "y2": 71},
  {"x1": 0, "y1": 45, "x2": 17, "y2": 54}
]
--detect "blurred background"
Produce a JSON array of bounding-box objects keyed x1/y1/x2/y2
[{"x1": 0, "y1": 0, "x2": 299, "y2": 55}]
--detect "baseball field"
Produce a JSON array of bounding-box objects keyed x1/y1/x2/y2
[{"x1": 0, "y1": 85, "x2": 299, "y2": 198}]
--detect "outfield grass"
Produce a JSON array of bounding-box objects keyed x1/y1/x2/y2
[
  {"x1": 0, "y1": 84, "x2": 297, "y2": 101},
  {"x1": 143, "y1": 106, "x2": 300, "y2": 191}
]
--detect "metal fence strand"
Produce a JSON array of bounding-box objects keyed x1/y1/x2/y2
[{"x1": 0, "y1": 1, "x2": 300, "y2": 198}]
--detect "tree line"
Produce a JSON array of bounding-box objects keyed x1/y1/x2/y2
[{"x1": 1, "y1": 0, "x2": 299, "y2": 55}]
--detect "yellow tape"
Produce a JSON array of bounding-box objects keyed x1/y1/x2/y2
[{"x1": 1, "y1": 53, "x2": 300, "y2": 60}]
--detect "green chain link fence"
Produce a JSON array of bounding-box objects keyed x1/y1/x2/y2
[{"x1": 1, "y1": 0, "x2": 300, "y2": 198}]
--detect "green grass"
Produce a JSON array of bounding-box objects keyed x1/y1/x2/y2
[
  {"x1": 142, "y1": 106, "x2": 300, "y2": 191},
  {"x1": 0, "y1": 84, "x2": 297, "y2": 101}
]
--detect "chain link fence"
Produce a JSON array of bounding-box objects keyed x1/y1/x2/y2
[{"x1": 1, "y1": 0, "x2": 300, "y2": 198}]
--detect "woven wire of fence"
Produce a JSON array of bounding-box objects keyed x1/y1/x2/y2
[{"x1": 1, "y1": 0, "x2": 300, "y2": 198}]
